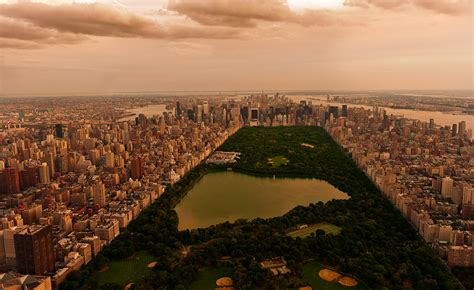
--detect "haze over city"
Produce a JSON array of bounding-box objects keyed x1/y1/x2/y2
[
  {"x1": 0, "y1": 0, "x2": 473, "y2": 95},
  {"x1": 0, "y1": 1, "x2": 474, "y2": 290}
]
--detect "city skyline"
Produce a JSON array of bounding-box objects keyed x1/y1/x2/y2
[
  {"x1": 0, "y1": 0, "x2": 473, "y2": 288},
  {"x1": 0, "y1": 0, "x2": 473, "y2": 95},
  {"x1": 0, "y1": 93, "x2": 472, "y2": 288}
]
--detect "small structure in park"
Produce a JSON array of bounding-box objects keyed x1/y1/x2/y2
[
  {"x1": 260, "y1": 257, "x2": 291, "y2": 276},
  {"x1": 207, "y1": 151, "x2": 241, "y2": 164},
  {"x1": 297, "y1": 224, "x2": 308, "y2": 230}
]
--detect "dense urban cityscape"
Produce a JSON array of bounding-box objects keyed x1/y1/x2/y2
[
  {"x1": 0, "y1": 92, "x2": 472, "y2": 288},
  {"x1": 1, "y1": 0, "x2": 472, "y2": 288}
]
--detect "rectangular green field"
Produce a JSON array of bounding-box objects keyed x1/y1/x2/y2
[
  {"x1": 287, "y1": 223, "x2": 341, "y2": 238},
  {"x1": 268, "y1": 155, "x2": 288, "y2": 168},
  {"x1": 95, "y1": 251, "x2": 156, "y2": 287}
]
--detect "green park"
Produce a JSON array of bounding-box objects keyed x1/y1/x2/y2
[{"x1": 62, "y1": 126, "x2": 461, "y2": 289}]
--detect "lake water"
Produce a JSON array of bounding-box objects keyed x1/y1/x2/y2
[
  {"x1": 119, "y1": 104, "x2": 172, "y2": 121},
  {"x1": 175, "y1": 171, "x2": 349, "y2": 230}
]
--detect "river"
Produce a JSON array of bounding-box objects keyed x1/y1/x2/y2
[
  {"x1": 289, "y1": 95, "x2": 474, "y2": 131},
  {"x1": 118, "y1": 104, "x2": 172, "y2": 121}
]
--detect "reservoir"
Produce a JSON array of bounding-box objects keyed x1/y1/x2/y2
[{"x1": 175, "y1": 171, "x2": 349, "y2": 230}]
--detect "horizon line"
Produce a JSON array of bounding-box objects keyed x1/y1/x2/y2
[{"x1": 1, "y1": 88, "x2": 473, "y2": 98}]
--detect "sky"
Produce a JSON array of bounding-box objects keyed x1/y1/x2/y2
[{"x1": 0, "y1": 0, "x2": 472, "y2": 95}]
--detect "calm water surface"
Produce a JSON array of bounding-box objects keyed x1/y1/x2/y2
[
  {"x1": 119, "y1": 104, "x2": 172, "y2": 121},
  {"x1": 175, "y1": 171, "x2": 349, "y2": 230}
]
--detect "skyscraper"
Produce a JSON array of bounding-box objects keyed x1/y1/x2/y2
[
  {"x1": 329, "y1": 106, "x2": 339, "y2": 119},
  {"x1": 176, "y1": 101, "x2": 182, "y2": 117},
  {"x1": 341, "y1": 104, "x2": 348, "y2": 117},
  {"x1": 39, "y1": 163, "x2": 50, "y2": 184},
  {"x1": 93, "y1": 179, "x2": 106, "y2": 208},
  {"x1": 441, "y1": 177, "x2": 454, "y2": 198},
  {"x1": 14, "y1": 225, "x2": 55, "y2": 275},
  {"x1": 104, "y1": 151, "x2": 115, "y2": 169},
  {"x1": 458, "y1": 121, "x2": 466, "y2": 136},
  {"x1": 130, "y1": 157, "x2": 144, "y2": 180},
  {"x1": 0, "y1": 168, "x2": 20, "y2": 195},
  {"x1": 46, "y1": 152, "x2": 55, "y2": 178},
  {"x1": 452, "y1": 124, "x2": 458, "y2": 137},
  {"x1": 19, "y1": 166, "x2": 38, "y2": 190},
  {"x1": 55, "y1": 124, "x2": 64, "y2": 138},
  {"x1": 203, "y1": 101, "x2": 209, "y2": 116}
]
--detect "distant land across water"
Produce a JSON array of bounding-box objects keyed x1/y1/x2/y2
[
  {"x1": 113, "y1": 93, "x2": 474, "y2": 131},
  {"x1": 1, "y1": 89, "x2": 473, "y2": 98}
]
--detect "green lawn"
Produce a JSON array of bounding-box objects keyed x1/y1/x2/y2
[
  {"x1": 189, "y1": 267, "x2": 233, "y2": 290},
  {"x1": 288, "y1": 223, "x2": 342, "y2": 239},
  {"x1": 301, "y1": 262, "x2": 367, "y2": 290},
  {"x1": 268, "y1": 155, "x2": 289, "y2": 168},
  {"x1": 96, "y1": 251, "x2": 156, "y2": 287}
]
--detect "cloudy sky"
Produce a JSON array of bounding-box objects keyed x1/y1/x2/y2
[{"x1": 0, "y1": 0, "x2": 472, "y2": 95}]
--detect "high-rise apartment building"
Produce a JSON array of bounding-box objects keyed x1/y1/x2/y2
[
  {"x1": 46, "y1": 152, "x2": 55, "y2": 178},
  {"x1": 39, "y1": 163, "x2": 50, "y2": 185},
  {"x1": 19, "y1": 166, "x2": 38, "y2": 190},
  {"x1": 14, "y1": 225, "x2": 55, "y2": 275},
  {"x1": 441, "y1": 177, "x2": 453, "y2": 198},
  {"x1": 0, "y1": 168, "x2": 20, "y2": 195},
  {"x1": 104, "y1": 152, "x2": 115, "y2": 169},
  {"x1": 130, "y1": 157, "x2": 143, "y2": 180},
  {"x1": 93, "y1": 180, "x2": 106, "y2": 208}
]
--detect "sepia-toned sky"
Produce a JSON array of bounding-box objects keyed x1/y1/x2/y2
[{"x1": 0, "y1": 0, "x2": 472, "y2": 95}]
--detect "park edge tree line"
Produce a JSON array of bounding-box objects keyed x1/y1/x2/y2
[{"x1": 62, "y1": 126, "x2": 462, "y2": 289}]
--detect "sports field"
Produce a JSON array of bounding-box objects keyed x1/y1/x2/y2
[
  {"x1": 287, "y1": 223, "x2": 342, "y2": 239},
  {"x1": 95, "y1": 251, "x2": 156, "y2": 287},
  {"x1": 189, "y1": 267, "x2": 233, "y2": 290},
  {"x1": 268, "y1": 155, "x2": 289, "y2": 168},
  {"x1": 301, "y1": 262, "x2": 367, "y2": 290}
]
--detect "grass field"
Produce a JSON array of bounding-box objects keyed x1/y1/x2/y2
[
  {"x1": 288, "y1": 223, "x2": 342, "y2": 239},
  {"x1": 268, "y1": 155, "x2": 289, "y2": 168},
  {"x1": 189, "y1": 267, "x2": 233, "y2": 290},
  {"x1": 301, "y1": 262, "x2": 367, "y2": 290},
  {"x1": 96, "y1": 251, "x2": 156, "y2": 287}
]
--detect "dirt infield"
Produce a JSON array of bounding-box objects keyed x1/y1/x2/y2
[
  {"x1": 318, "y1": 269, "x2": 359, "y2": 287},
  {"x1": 299, "y1": 287, "x2": 312, "y2": 290},
  {"x1": 147, "y1": 262, "x2": 157, "y2": 268},
  {"x1": 216, "y1": 277, "x2": 233, "y2": 287},
  {"x1": 338, "y1": 276, "x2": 359, "y2": 287},
  {"x1": 318, "y1": 269, "x2": 342, "y2": 282}
]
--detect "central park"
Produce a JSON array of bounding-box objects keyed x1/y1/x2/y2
[{"x1": 62, "y1": 126, "x2": 461, "y2": 289}]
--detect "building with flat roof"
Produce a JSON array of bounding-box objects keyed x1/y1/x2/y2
[
  {"x1": 0, "y1": 272, "x2": 52, "y2": 290},
  {"x1": 14, "y1": 225, "x2": 55, "y2": 275}
]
